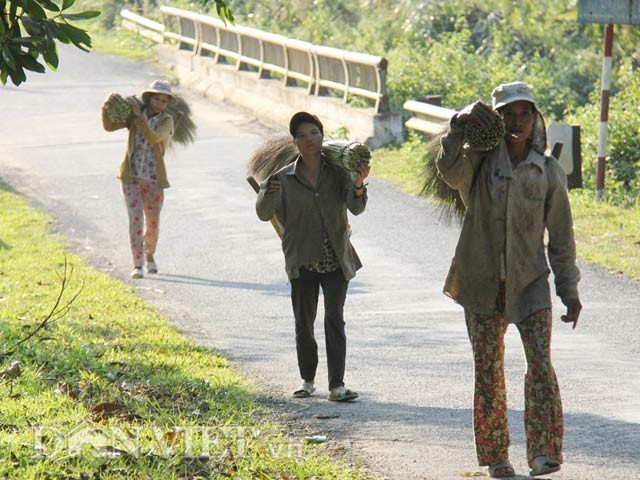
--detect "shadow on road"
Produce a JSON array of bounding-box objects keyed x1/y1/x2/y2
[
  {"x1": 150, "y1": 273, "x2": 290, "y2": 295},
  {"x1": 146, "y1": 273, "x2": 370, "y2": 296}
]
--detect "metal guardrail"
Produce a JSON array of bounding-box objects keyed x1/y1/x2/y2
[
  {"x1": 121, "y1": 8, "x2": 389, "y2": 113},
  {"x1": 402, "y1": 100, "x2": 456, "y2": 135}
]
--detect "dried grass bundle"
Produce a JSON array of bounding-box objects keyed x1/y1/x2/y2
[
  {"x1": 246, "y1": 135, "x2": 298, "y2": 182},
  {"x1": 420, "y1": 128, "x2": 465, "y2": 224}
]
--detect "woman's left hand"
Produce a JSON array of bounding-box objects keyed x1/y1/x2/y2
[
  {"x1": 354, "y1": 164, "x2": 371, "y2": 187},
  {"x1": 127, "y1": 96, "x2": 141, "y2": 117},
  {"x1": 561, "y1": 297, "x2": 582, "y2": 329}
]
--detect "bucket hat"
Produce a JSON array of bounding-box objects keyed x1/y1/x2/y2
[
  {"x1": 491, "y1": 81, "x2": 546, "y2": 154},
  {"x1": 491, "y1": 81, "x2": 536, "y2": 109},
  {"x1": 141, "y1": 80, "x2": 176, "y2": 106}
]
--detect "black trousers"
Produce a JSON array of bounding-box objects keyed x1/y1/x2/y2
[{"x1": 290, "y1": 268, "x2": 349, "y2": 390}]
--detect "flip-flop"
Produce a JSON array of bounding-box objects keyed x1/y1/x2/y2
[
  {"x1": 329, "y1": 388, "x2": 359, "y2": 402},
  {"x1": 293, "y1": 382, "x2": 315, "y2": 398},
  {"x1": 293, "y1": 389, "x2": 311, "y2": 398},
  {"x1": 488, "y1": 459, "x2": 515, "y2": 478},
  {"x1": 529, "y1": 456, "x2": 561, "y2": 476}
]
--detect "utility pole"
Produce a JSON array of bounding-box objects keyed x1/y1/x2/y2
[
  {"x1": 596, "y1": 24, "x2": 614, "y2": 200},
  {"x1": 578, "y1": 0, "x2": 640, "y2": 200}
]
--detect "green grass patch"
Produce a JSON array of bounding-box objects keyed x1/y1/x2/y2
[
  {"x1": 0, "y1": 186, "x2": 370, "y2": 479},
  {"x1": 371, "y1": 142, "x2": 640, "y2": 282}
]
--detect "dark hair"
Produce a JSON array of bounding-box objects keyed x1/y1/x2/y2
[{"x1": 289, "y1": 111, "x2": 324, "y2": 137}]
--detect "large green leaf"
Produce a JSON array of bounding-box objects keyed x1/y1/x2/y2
[
  {"x1": 8, "y1": 62, "x2": 26, "y2": 85},
  {"x1": 19, "y1": 53, "x2": 45, "y2": 72},
  {"x1": 2, "y1": 45, "x2": 16, "y2": 70},
  {"x1": 42, "y1": 40, "x2": 58, "y2": 69},
  {"x1": 20, "y1": 15, "x2": 44, "y2": 36},
  {"x1": 22, "y1": 0, "x2": 47, "y2": 20},
  {"x1": 57, "y1": 22, "x2": 91, "y2": 50},
  {"x1": 42, "y1": 19, "x2": 62, "y2": 40},
  {"x1": 36, "y1": 0, "x2": 60, "y2": 11},
  {"x1": 61, "y1": 11, "x2": 101, "y2": 21},
  {"x1": 61, "y1": 0, "x2": 75, "y2": 11}
]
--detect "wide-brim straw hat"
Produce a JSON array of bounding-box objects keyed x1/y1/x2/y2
[
  {"x1": 141, "y1": 80, "x2": 177, "y2": 106},
  {"x1": 491, "y1": 81, "x2": 546, "y2": 154}
]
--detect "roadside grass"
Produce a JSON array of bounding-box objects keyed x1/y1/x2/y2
[
  {"x1": 0, "y1": 186, "x2": 370, "y2": 479},
  {"x1": 371, "y1": 142, "x2": 640, "y2": 282}
]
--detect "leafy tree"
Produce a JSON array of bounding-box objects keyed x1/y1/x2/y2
[
  {"x1": 0, "y1": 0, "x2": 234, "y2": 86},
  {"x1": 0, "y1": 0, "x2": 100, "y2": 86}
]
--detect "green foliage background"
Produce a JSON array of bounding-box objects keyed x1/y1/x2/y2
[{"x1": 96, "y1": 0, "x2": 640, "y2": 200}]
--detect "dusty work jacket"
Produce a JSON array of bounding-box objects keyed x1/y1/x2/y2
[
  {"x1": 436, "y1": 124, "x2": 580, "y2": 323},
  {"x1": 101, "y1": 107, "x2": 174, "y2": 189},
  {"x1": 256, "y1": 157, "x2": 367, "y2": 281}
]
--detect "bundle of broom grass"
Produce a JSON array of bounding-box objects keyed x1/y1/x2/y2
[
  {"x1": 105, "y1": 93, "x2": 196, "y2": 146},
  {"x1": 420, "y1": 116, "x2": 505, "y2": 222},
  {"x1": 247, "y1": 136, "x2": 371, "y2": 182},
  {"x1": 420, "y1": 128, "x2": 466, "y2": 223}
]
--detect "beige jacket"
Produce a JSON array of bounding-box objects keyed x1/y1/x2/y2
[
  {"x1": 101, "y1": 106, "x2": 174, "y2": 189},
  {"x1": 256, "y1": 157, "x2": 367, "y2": 281},
  {"x1": 436, "y1": 125, "x2": 580, "y2": 323}
]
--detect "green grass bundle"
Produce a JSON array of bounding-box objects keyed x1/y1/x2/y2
[
  {"x1": 463, "y1": 115, "x2": 505, "y2": 151},
  {"x1": 322, "y1": 140, "x2": 371, "y2": 171},
  {"x1": 105, "y1": 94, "x2": 132, "y2": 124}
]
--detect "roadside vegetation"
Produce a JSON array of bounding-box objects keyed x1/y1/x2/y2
[{"x1": 0, "y1": 186, "x2": 369, "y2": 479}]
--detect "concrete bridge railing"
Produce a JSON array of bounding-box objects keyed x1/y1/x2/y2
[{"x1": 121, "y1": 7, "x2": 389, "y2": 113}]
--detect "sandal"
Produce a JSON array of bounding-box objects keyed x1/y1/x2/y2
[
  {"x1": 529, "y1": 455, "x2": 560, "y2": 476},
  {"x1": 293, "y1": 381, "x2": 315, "y2": 398},
  {"x1": 328, "y1": 386, "x2": 359, "y2": 402},
  {"x1": 488, "y1": 459, "x2": 515, "y2": 478}
]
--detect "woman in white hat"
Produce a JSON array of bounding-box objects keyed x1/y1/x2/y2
[
  {"x1": 436, "y1": 82, "x2": 582, "y2": 478},
  {"x1": 101, "y1": 80, "x2": 176, "y2": 278}
]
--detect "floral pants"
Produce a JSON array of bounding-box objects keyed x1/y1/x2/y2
[
  {"x1": 121, "y1": 180, "x2": 164, "y2": 268},
  {"x1": 464, "y1": 308, "x2": 563, "y2": 468}
]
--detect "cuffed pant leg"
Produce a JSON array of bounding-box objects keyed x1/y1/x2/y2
[
  {"x1": 291, "y1": 268, "x2": 320, "y2": 383},
  {"x1": 516, "y1": 308, "x2": 563, "y2": 467},
  {"x1": 121, "y1": 181, "x2": 144, "y2": 268},
  {"x1": 465, "y1": 309, "x2": 510, "y2": 466},
  {"x1": 139, "y1": 180, "x2": 164, "y2": 260},
  {"x1": 320, "y1": 269, "x2": 349, "y2": 390}
]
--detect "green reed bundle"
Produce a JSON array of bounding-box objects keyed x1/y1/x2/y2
[
  {"x1": 105, "y1": 94, "x2": 132, "y2": 124},
  {"x1": 322, "y1": 140, "x2": 371, "y2": 171},
  {"x1": 463, "y1": 115, "x2": 505, "y2": 151}
]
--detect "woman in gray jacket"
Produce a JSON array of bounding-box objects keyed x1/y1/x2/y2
[
  {"x1": 436, "y1": 82, "x2": 582, "y2": 478},
  {"x1": 256, "y1": 112, "x2": 370, "y2": 402}
]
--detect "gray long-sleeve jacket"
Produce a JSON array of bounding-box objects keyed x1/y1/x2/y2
[
  {"x1": 256, "y1": 157, "x2": 367, "y2": 281},
  {"x1": 436, "y1": 125, "x2": 580, "y2": 323}
]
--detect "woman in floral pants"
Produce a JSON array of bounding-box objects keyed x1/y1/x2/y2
[
  {"x1": 102, "y1": 80, "x2": 175, "y2": 278},
  {"x1": 436, "y1": 82, "x2": 582, "y2": 477}
]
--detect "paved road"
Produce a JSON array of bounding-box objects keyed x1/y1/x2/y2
[{"x1": 1, "y1": 46, "x2": 639, "y2": 480}]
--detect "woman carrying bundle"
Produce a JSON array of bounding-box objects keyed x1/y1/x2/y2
[
  {"x1": 255, "y1": 112, "x2": 370, "y2": 402},
  {"x1": 436, "y1": 82, "x2": 582, "y2": 478},
  {"x1": 101, "y1": 80, "x2": 175, "y2": 279}
]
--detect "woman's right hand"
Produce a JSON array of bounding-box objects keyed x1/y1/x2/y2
[
  {"x1": 104, "y1": 93, "x2": 121, "y2": 107},
  {"x1": 266, "y1": 175, "x2": 281, "y2": 194},
  {"x1": 455, "y1": 101, "x2": 497, "y2": 129}
]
